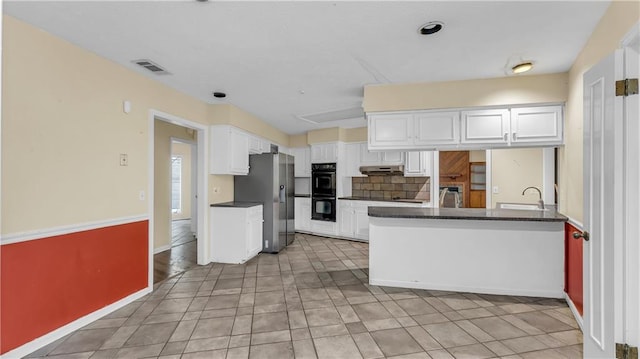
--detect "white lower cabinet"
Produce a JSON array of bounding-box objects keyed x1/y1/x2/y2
[
  {"x1": 339, "y1": 201, "x2": 370, "y2": 241},
  {"x1": 337, "y1": 200, "x2": 430, "y2": 241},
  {"x1": 210, "y1": 205, "x2": 263, "y2": 264},
  {"x1": 338, "y1": 201, "x2": 355, "y2": 237},
  {"x1": 294, "y1": 197, "x2": 311, "y2": 231},
  {"x1": 310, "y1": 220, "x2": 337, "y2": 237}
]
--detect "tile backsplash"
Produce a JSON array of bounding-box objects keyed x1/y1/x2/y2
[{"x1": 352, "y1": 176, "x2": 430, "y2": 201}]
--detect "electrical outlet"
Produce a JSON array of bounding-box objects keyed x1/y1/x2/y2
[
  {"x1": 213, "y1": 187, "x2": 220, "y2": 193},
  {"x1": 120, "y1": 154, "x2": 128, "y2": 166}
]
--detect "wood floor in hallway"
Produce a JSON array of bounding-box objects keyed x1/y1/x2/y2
[{"x1": 154, "y1": 219, "x2": 198, "y2": 284}]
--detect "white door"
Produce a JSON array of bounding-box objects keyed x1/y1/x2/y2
[{"x1": 582, "y1": 50, "x2": 622, "y2": 358}]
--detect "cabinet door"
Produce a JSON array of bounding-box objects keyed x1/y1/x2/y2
[
  {"x1": 247, "y1": 210, "x2": 263, "y2": 257},
  {"x1": 293, "y1": 147, "x2": 311, "y2": 177},
  {"x1": 325, "y1": 144, "x2": 338, "y2": 162},
  {"x1": 338, "y1": 201, "x2": 354, "y2": 237},
  {"x1": 368, "y1": 113, "x2": 412, "y2": 148},
  {"x1": 294, "y1": 198, "x2": 303, "y2": 231},
  {"x1": 460, "y1": 109, "x2": 510, "y2": 145},
  {"x1": 311, "y1": 145, "x2": 323, "y2": 163},
  {"x1": 311, "y1": 143, "x2": 338, "y2": 163},
  {"x1": 345, "y1": 143, "x2": 362, "y2": 177},
  {"x1": 404, "y1": 151, "x2": 425, "y2": 176},
  {"x1": 300, "y1": 199, "x2": 311, "y2": 230},
  {"x1": 510, "y1": 105, "x2": 563, "y2": 144},
  {"x1": 230, "y1": 130, "x2": 250, "y2": 174},
  {"x1": 360, "y1": 143, "x2": 381, "y2": 165},
  {"x1": 354, "y1": 206, "x2": 370, "y2": 240},
  {"x1": 414, "y1": 111, "x2": 460, "y2": 146},
  {"x1": 248, "y1": 136, "x2": 263, "y2": 154},
  {"x1": 381, "y1": 151, "x2": 404, "y2": 164}
]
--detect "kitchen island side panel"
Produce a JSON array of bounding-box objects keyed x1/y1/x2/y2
[{"x1": 369, "y1": 217, "x2": 564, "y2": 298}]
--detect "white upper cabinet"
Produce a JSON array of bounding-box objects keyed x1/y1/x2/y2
[
  {"x1": 248, "y1": 136, "x2": 270, "y2": 154},
  {"x1": 368, "y1": 113, "x2": 412, "y2": 148},
  {"x1": 291, "y1": 147, "x2": 311, "y2": 177},
  {"x1": 360, "y1": 144, "x2": 381, "y2": 165},
  {"x1": 510, "y1": 105, "x2": 563, "y2": 144},
  {"x1": 311, "y1": 143, "x2": 338, "y2": 163},
  {"x1": 381, "y1": 151, "x2": 404, "y2": 164},
  {"x1": 413, "y1": 111, "x2": 460, "y2": 146},
  {"x1": 345, "y1": 143, "x2": 363, "y2": 177},
  {"x1": 368, "y1": 104, "x2": 564, "y2": 151},
  {"x1": 346, "y1": 143, "x2": 404, "y2": 177},
  {"x1": 404, "y1": 151, "x2": 433, "y2": 177},
  {"x1": 369, "y1": 111, "x2": 460, "y2": 150},
  {"x1": 460, "y1": 108, "x2": 511, "y2": 145},
  {"x1": 210, "y1": 125, "x2": 250, "y2": 175}
]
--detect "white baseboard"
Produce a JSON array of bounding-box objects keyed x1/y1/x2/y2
[
  {"x1": 369, "y1": 279, "x2": 565, "y2": 299},
  {"x1": 0, "y1": 287, "x2": 152, "y2": 359},
  {"x1": 564, "y1": 292, "x2": 584, "y2": 331},
  {"x1": 153, "y1": 244, "x2": 171, "y2": 254}
]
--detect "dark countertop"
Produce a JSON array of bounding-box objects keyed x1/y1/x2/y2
[
  {"x1": 339, "y1": 196, "x2": 427, "y2": 204},
  {"x1": 210, "y1": 201, "x2": 263, "y2": 208},
  {"x1": 294, "y1": 194, "x2": 311, "y2": 198},
  {"x1": 368, "y1": 207, "x2": 568, "y2": 222}
]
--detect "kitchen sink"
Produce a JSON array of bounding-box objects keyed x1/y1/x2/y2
[{"x1": 495, "y1": 202, "x2": 548, "y2": 211}]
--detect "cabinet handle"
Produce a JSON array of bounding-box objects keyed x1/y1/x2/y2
[
  {"x1": 503, "y1": 133, "x2": 508, "y2": 142},
  {"x1": 512, "y1": 132, "x2": 517, "y2": 141}
]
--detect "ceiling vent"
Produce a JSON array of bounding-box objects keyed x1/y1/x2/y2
[
  {"x1": 132, "y1": 59, "x2": 170, "y2": 75},
  {"x1": 297, "y1": 107, "x2": 364, "y2": 124}
]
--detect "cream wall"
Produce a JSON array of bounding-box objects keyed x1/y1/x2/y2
[
  {"x1": 363, "y1": 73, "x2": 568, "y2": 112},
  {"x1": 154, "y1": 122, "x2": 195, "y2": 250},
  {"x1": 491, "y1": 148, "x2": 544, "y2": 207},
  {"x1": 208, "y1": 104, "x2": 289, "y2": 146},
  {"x1": 1, "y1": 15, "x2": 210, "y2": 235},
  {"x1": 469, "y1": 151, "x2": 486, "y2": 162},
  {"x1": 1, "y1": 15, "x2": 287, "y2": 235},
  {"x1": 559, "y1": 1, "x2": 640, "y2": 222},
  {"x1": 171, "y1": 141, "x2": 193, "y2": 221}
]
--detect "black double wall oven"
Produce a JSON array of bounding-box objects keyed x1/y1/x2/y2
[{"x1": 311, "y1": 163, "x2": 337, "y2": 222}]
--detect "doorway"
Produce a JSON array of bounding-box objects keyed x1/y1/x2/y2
[{"x1": 148, "y1": 110, "x2": 209, "y2": 288}]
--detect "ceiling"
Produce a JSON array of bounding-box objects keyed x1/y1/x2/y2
[{"x1": 4, "y1": 1, "x2": 610, "y2": 135}]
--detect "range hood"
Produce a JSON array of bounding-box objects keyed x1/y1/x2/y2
[{"x1": 359, "y1": 165, "x2": 404, "y2": 176}]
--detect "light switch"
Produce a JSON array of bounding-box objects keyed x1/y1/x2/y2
[
  {"x1": 492, "y1": 186, "x2": 499, "y2": 194},
  {"x1": 139, "y1": 190, "x2": 145, "y2": 201},
  {"x1": 120, "y1": 154, "x2": 128, "y2": 166}
]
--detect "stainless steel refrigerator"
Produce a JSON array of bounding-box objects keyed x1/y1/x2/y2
[{"x1": 234, "y1": 152, "x2": 295, "y2": 253}]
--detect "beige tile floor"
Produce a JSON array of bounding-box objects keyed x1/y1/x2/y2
[{"x1": 27, "y1": 233, "x2": 583, "y2": 359}]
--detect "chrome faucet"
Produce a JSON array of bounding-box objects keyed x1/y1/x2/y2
[{"x1": 522, "y1": 186, "x2": 544, "y2": 209}]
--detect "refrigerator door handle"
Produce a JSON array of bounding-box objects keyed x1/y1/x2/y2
[{"x1": 279, "y1": 185, "x2": 286, "y2": 203}]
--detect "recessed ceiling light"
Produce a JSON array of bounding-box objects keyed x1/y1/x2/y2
[
  {"x1": 419, "y1": 21, "x2": 444, "y2": 35},
  {"x1": 512, "y1": 62, "x2": 533, "y2": 74},
  {"x1": 213, "y1": 92, "x2": 226, "y2": 98}
]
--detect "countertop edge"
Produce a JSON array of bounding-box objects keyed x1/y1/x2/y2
[
  {"x1": 210, "y1": 201, "x2": 263, "y2": 208},
  {"x1": 368, "y1": 207, "x2": 568, "y2": 222}
]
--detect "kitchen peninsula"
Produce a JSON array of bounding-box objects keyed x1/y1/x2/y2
[{"x1": 368, "y1": 207, "x2": 568, "y2": 298}]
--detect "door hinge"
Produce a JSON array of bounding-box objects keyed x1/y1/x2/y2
[
  {"x1": 617, "y1": 343, "x2": 639, "y2": 359},
  {"x1": 616, "y1": 78, "x2": 639, "y2": 97}
]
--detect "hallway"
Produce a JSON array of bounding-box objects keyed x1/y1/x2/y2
[{"x1": 154, "y1": 220, "x2": 198, "y2": 284}]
